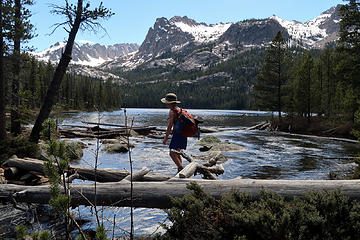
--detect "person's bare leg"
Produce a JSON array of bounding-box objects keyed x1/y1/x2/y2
[
  {"x1": 170, "y1": 151, "x2": 182, "y2": 168},
  {"x1": 170, "y1": 148, "x2": 183, "y2": 172}
]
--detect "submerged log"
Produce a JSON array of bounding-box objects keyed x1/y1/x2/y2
[
  {"x1": 2, "y1": 157, "x2": 171, "y2": 182},
  {"x1": 1, "y1": 179, "x2": 360, "y2": 208}
]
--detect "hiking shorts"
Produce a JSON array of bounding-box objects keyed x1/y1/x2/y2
[{"x1": 169, "y1": 132, "x2": 187, "y2": 150}]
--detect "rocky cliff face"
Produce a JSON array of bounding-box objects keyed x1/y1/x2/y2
[
  {"x1": 219, "y1": 19, "x2": 290, "y2": 46},
  {"x1": 138, "y1": 17, "x2": 194, "y2": 59},
  {"x1": 103, "y1": 5, "x2": 341, "y2": 72},
  {"x1": 32, "y1": 42, "x2": 139, "y2": 67},
  {"x1": 33, "y1": 5, "x2": 342, "y2": 77}
]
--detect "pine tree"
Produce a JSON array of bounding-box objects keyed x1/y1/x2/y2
[
  {"x1": 10, "y1": 0, "x2": 35, "y2": 136},
  {"x1": 321, "y1": 47, "x2": 336, "y2": 117},
  {"x1": 338, "y1": 0, "x2": 360, "y2": 122},
  {"x1": 294, "y1": 51, "x2": 314, "y2": 122},
  {"x1": 254, "y1": 31, "x2": 291, "y2": 120},
  {"x1": 30, "y1": 0, "x2": 114, "y2": 143},
  {"x1": 28, "y1": 56, "x2": 40, "y2": 108},
  {"x1": 0, "y1": 0, "x2": 7, "y2": 140}
]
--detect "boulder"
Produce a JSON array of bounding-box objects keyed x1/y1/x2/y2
[
  {"x1": 197, "y1": 136, "x2": 245, "y2": 152},
  {"x1": 211, "y1": 141, "x2": 245, "y2": 152},
  {"x1": 65, "y1": 141, "x2": 84, "y2": 160},
  {"x1": 103, "y1": 143, "x2": 130, "y2": 153},
  {"x1": 197, "y1": 136, "x2": 221, "y2": 146}
]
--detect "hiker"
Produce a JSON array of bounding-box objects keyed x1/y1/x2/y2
[{"x1": 161, "y1": 93, "x2": 186, "y2": 172}]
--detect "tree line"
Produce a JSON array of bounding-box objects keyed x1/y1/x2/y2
[
  {"x1": 116, "y1": 47, "x2": 266, "y2": 109},
  {"x1": 253, "y1": 1, "x2": 360, "y2": 138}
]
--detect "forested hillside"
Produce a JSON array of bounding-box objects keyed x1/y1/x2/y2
[
  {"x1": 4, "y1": 55, "x2": 122, "y2": 113},
  {"x1": 115, "y1": 47, "x2": 266, "y2": 109}
]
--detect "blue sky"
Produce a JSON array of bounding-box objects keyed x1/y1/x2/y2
[{"x1": 28, "y1": 0, "x2": 345, "y2": 51}]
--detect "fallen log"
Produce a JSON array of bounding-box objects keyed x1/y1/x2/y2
[
  {"x1": 244, "y1": 121, "x2": 269, "y2": 131},
  {"x1": 199, "y1": 127, "x2": 220, "y2": 133},
  {"x1": 2, "y1": 157, "x2": 171, "y2": 182},
  {"x1": 176, "y1": 162, "x2": 200, "y2": 179},
  {"x1": 81, "y1": 121, "x2": 126, "y2": 128},
  {"x1": 1, "y1": 179, "x2": 360, "y2": 208},
  {"x1": 122, "y1": 167, "x2": 150, "y2": 182},
  {"x1": 59, "y1": 129, "x2": 127, "y2": 139},
  {"x1": 81, "y1": 121, "x2": 157, "y2": 133},
  {"x1": 174, "y1": 150, "x2": 217, "y2": 180},
  {"x1": 283, "y1": 132, "x2": 359, "y2": 144},
  {"x1": 198, "y1": 164, "x2": 224, "y2": 175}
]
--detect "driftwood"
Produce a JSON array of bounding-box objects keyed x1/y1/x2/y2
[
  {"x1": 199, "y1": 164, "x2": 224, "y2": 175},
  {"x1": 177, "y1": 151, "x2": 217, "y2": 180},
  {"x1": 2, "y1": 157, "x2": 171, "y2": 182},
  {"x1": 282, "y1": 132, "x2": 359, "y2": 144},
  {"x1": 245, "y1": 122, "x2": 358, "y2": 144},
  {"x1": 176, "y1": 162, "x2": 199, "y2": 178},
  {"x1": 63, "y1": 172, "x2": 80, "y2": 183},
  {"x1": 122, "y1": 167, "x2": 150, "y2": 182},
  {"x1": 59, "y1": 123, "x2": 157, "y2": 139},
  {"x1": 244, "y1": 121, "x2": 270, "y2": 131},
  {"x1": 81, "y1": 121, "x2": 126, "y2": 127},
  {"x1": 175, "y1": 163, "x2": 224, "y2": 179},
  {"x1": 199, "y1": 127, "x2": 220, "y2": 133},
  {"x1": 1, "y1": 179, "x2": 360, "y2": 208},
  {"x1": 204, "y1": 152, "x2": 223, "y2": 167}
]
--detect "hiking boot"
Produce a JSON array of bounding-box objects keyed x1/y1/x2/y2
[{"x1": 177, "y1": 166, "x2": 183, "y2": 173}]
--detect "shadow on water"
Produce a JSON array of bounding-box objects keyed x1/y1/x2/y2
[
  {"x1": 297, "y1": 156, "x2": 318, "y2": 171},
  {"x1": 245, "y1": 165, "x2": 283, "y2": 179}
]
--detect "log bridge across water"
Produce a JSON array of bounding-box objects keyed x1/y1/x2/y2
[{"x1": 1, "y1": 157, "x2": 360, "y2": 208}]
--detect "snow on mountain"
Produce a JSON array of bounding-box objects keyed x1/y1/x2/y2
[
  {"x1": 270, "y1": 6, "x2": 340, "y2": 46},
  {"x1": 170, "y1": 16, "x2": 232, "y2": 43},
  {"x1": 33, "y1": 5, "x2": 341, "y2": 75},
  {"x1": 32, "y1": 41, "x2": 139, "y2": 67},
  {"x1": 32, "y1": 42, "x2": 66, "y2": 63},
  {"x1": 270, "y1": 15, "x2": 326, "y2": 45}
]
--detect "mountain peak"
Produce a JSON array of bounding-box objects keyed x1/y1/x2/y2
[
  {"x1": 170, "y1": 16, "x2": 203, "y2": 26},
  {"x1": 169, "y1": 16, "x2": 232, "y2": 43},
  {"x1": 33, "y1": 42, "x2": 139, "y2": 67}
]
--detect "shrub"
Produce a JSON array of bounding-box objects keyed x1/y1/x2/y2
[
  {"x1": 40, "y1": 119, "x2": 58, "y2": 141},
  {"x1": 0, "y1": 136, "x2": 39, "y2": 162},
  {"x1": 160, "y1": 182, "x2": 360, "y2": 240},
  {"x1": 351, "y1": 157, "x2": 360, "y2": 179}
]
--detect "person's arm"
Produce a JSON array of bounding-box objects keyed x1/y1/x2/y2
[{"x1": 163, "y1": 110, "x2": 175, "y2": 144}]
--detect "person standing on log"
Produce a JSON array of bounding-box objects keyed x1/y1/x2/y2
[{"x1": 162, "y1": 93, "x2": 186, "y2": 172}]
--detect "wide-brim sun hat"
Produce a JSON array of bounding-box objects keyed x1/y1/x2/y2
[{"x1": 161, "y1": 93, "x2": 181, "y2": 104}]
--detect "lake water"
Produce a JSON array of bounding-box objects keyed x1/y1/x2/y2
[{"x1": 59, "y1": 108, "x2": 360, "y2": 237}]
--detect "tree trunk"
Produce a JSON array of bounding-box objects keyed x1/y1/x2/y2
[
  {"x1": 1, "y1": 179, "x2": 360, "y2": 209},
  {"x1": 0, "y1": 0, "x2": 7, "y2": 140},
  {"x1": 10, "y1": 0, "x2": 21, "y2": 136},
  {"x1": 29, "y1": 0, "x2": 83, "y2": 143}
]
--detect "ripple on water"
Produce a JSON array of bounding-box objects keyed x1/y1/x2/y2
[{"x1": 62, "y1": 109, "x2": 359, "y2": 237}]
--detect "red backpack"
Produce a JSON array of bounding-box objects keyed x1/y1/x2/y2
[{"x1": 177, "y1": 109, "x2": 198, "y2": 137}]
